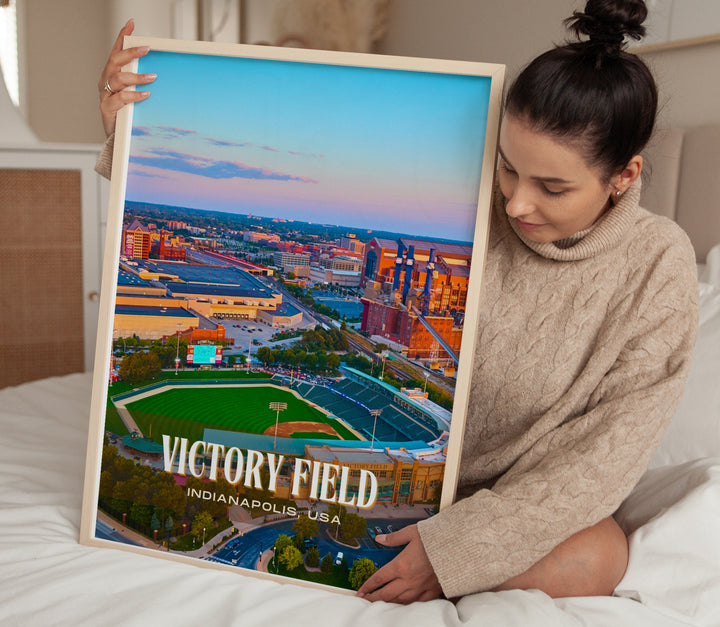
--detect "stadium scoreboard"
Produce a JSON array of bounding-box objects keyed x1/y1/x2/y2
[{"x1": 187, "y1": 345, "x2": 222, "y2": 366}]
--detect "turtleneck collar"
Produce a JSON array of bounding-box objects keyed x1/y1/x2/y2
[{"x1": 503, "y1": 179, "x2": 642, "y2": 261}]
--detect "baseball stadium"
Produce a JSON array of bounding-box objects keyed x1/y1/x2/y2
[{"x1": 108, "y1": 366, "x2": 450, "y2": 506}]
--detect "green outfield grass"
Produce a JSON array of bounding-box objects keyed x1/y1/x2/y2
[
  {"x1": 104, "y1": 401, "x2": 129, "y2": 436},
  {"x1": 124, "y1": 385, "x2": 358, "y2": 443}
]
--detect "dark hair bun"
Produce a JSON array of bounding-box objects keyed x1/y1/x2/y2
[{"x1": 565, "y1": 0, "x2": 648, "y2": 52}]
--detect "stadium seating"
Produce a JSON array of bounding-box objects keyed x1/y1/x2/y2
[{"x1": 291, "y1": 376, "x2": 442, "y2": 444}]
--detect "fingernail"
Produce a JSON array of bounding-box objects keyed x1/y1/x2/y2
[
  {"x1": 139, "y1": 46, "x2": 150, "y2": 54},
  {"x1": 139, "y1": 92, "x2": 150, "y2": 98},
  {"x1": 376, "y1": 534, "x2": 386, "y2": 543},
  {"x1": 145, "y1": 74, "x2": 157, "y2": 80}
]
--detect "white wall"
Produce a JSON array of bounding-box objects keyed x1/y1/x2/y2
[
  {"x1": 24, "y1": 0, "x2": 109, "y2": 143},
  {"x1": 640, "y1": 41, "x2": 720, "y2": 128},
  {"x1": 380, "y1": 0, "x2": 720, "y2": 130},
  {"x1": 18, "y1": 0, "x2": 720, "y2": 144},
  {"x1": 106, "y1": 0, "x2": 177, "y2": 42},
  {"x1": 380, "y1": 0, "x2": 575, "y2": 82}
]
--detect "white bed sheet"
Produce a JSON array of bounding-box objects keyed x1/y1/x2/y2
[{"x1": 1, "y1": 373, "x2": 718, "y2": 627}]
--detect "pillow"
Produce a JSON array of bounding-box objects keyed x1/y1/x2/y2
[
  {"x1": 649, "y1": 244, "x2": 720, "y2": 468},
  {"x1": 614, "y1": 458, "x2": 720, "y2": 626},
  {"x1": 698, "y1": 242, "x2": 720, "y2": 287}
]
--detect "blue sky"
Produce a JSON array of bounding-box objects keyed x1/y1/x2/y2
[{"x1": 127, "y1": 50, "x2": 492, "y2": 242}]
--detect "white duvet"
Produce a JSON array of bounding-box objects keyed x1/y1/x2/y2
[{"x1": 0, "y1": 373, "x2": 718, "y2": 627}]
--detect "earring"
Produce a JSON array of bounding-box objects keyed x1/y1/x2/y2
[{"x1": 615, "y1": 190, "x2": 622, "y2": 197}]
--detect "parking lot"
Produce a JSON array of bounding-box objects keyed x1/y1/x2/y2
[{"x1": 216, "y1": 318, "x2": 275, "y2": 350}]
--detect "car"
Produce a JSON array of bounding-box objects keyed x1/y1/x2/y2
[
  {"x1": 334, "y1": 551, "x2": 344, "y2": 565},
  {"x1": 386, "y1": 524, "x2": 393, "y2": 533},
  {"x1": 374, "y1": 526, "x2": 383, "y2": 535}
]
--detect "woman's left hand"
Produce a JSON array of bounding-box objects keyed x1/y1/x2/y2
[
  {"x1": 356, "y1": 524, "x2": 443, "y2": 603},
  {"x1": 98, "y1": 19, "x2": 155, "y2": 137}
]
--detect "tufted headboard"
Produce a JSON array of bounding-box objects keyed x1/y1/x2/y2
[{"x1": 641, "y1": 125, "x2": 720, "y2": 262}]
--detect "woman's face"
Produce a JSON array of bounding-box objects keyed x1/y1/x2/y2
[{"x1": 497, "y1": 115, "x2": 616, "y2": 243}]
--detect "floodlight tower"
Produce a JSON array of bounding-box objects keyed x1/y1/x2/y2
[
  {"x1": 369, "y1": 409, "x2": 382, "y2": 450},
  {"x1": 380, "y1": 350, "x2": 388, "y2": 381},
  {"x1": 175, "y1": 323, "x2": 182, "y2": 374},
  {"x1": 269, "y1": 401, "x2": 288, "y2": 451}
]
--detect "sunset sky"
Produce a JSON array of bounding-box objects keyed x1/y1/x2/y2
[{"x1": 127, "y1": 50, "x2": 492, "y2": 242}]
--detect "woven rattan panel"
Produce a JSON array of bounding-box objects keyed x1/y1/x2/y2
[{"x1": 0, "y1": 169, "x2": 84, "y2": 388}]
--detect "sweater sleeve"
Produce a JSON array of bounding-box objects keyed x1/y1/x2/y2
[
  {"x1": 417, "y1": 237, "x2": 699, "y2": 598},
  {"x1": 94, "y1": 133, "x2": 115, "y2": 180}
]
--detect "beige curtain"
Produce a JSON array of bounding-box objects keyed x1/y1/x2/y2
[{"x1": 271, "y1": 0, "x2": 391, "y2": 52}]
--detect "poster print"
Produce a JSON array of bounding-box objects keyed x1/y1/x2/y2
[{"x1": 81, "y1": 36, "x2": 504, "y2": 594}]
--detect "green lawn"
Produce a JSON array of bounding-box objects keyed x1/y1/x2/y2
[
  {"x1": 124, "y1": 386, "x2": 357, "y2": 443},
  {"x1": 269, "y1": 560, "x2": 351, "y2": 590},
  {"x1": 104, "y1": 401, "x2": 129, "y2": 436}
]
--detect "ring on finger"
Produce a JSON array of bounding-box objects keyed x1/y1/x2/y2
[{"x1": 104, "y1": 79, "x2": 118, "y2": 95}]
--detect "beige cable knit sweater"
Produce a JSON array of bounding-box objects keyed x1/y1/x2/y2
[
  {"x1": 96, "y1": 138, "x2": 697, "y2": 598},
  {"x1": 417, "y1": 180, "x2": 698, "y2": 598}
]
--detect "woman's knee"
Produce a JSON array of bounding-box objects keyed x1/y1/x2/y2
[{"x1": 494, "y1": 516, "x2": 628, "y2": 598}]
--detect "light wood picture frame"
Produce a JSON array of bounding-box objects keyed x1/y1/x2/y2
[{"x1": 80, "y1": 35, "x2": 504, "y2": 594}]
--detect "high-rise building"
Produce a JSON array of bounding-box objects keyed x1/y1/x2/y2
[
  {"x1": 340, "y1": 234, "x2": 366, "y2": 256},
  {"x1": 273, "y1": 251, "x2": 311, "y2": 271},
  {"x1": 122, "y1": 219, "x2": 152, "y2": 259}
]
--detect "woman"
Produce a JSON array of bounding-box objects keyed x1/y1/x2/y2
[{"x1": 97, "y1": 0, "x2": 698, "y2": 604}]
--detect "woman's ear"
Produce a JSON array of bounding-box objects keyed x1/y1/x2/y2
[{"x1": 613, "y1": 155, "x2": 643, "y2": 195}]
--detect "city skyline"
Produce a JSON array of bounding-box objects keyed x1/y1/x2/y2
[
  {"x1": 123, "y1": 200, "x2": 474, "y2": 247},
  {"x1": 127, "y1": 50, "x2": 492, "y2": 242}
]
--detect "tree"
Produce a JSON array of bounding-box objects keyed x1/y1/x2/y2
[
  {"x1": 274, "y1": 534, "x2": 293, "y2": 554},
  {"x1": 279, "y1": 546, "x2": 303, "y2": 571},
  {"x1": 193, "y1": 477, "x2": 235, "y2": 518},
  {"x1": 345, "y1": 352, "x2": 372, "y2": 373},
  {"x1": 337, "y1": 555, "x2": 349, "y2": 577},
  {"x1": 304, "y1": 353, "x2": 318, "y2": 371},
  {"x1": 320, "y1": 552, "x2": 334, "y2": 574},
  {"x1": 293, "y1": 533, "x2": 305, "y2": 553},
  {"x1": 292, "y1": 514, "x2": 318, "y2": 543},
  {"x1": 340, "y1": 513, "x2": 367, "y2": 543},
  {"x1": 349, "y1": 558, "x2": 377, "y2": 590},
  {"x1": 305, "y1": 546, "x2": 320, "y2": 568},
  {"x1": 191, "y1": 511, "x2": 214, "y2": 544},
  {"x1": 326, "y1": 353, "x2": 341, "y2": 372},
  {"x1": 256, "y1": 346, "x2": 274, "y2": 366},
  {"x1": 129, "y1": 502, "x2": 153, "y2": 529},
  {"x1": 119, "y1": 351, "x2": 162, "y2": 385},
  {"x1": 153, "y1": 484, "x2": 187, "y2": 517},
  {"x1": 326, "y1": 503, "x2": 346, "y2": 539}
]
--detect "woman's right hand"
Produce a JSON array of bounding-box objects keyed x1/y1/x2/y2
[{"x1": 98, "y1": 18, "x2": 156, "y2": 137}]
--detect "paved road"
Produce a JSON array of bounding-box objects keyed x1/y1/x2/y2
[
  {"x1": 207, "y1": 517, "x2": 416, "y2": 572},
  {"x1": 113, "y1": 405, "x2": 143, "y2": 436},
  {"x1": 95, "y1": 517, "x2": 142, "y2": 547}
]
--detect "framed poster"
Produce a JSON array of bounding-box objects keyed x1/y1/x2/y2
[{"x1": 80, "y1": 36, "x2": 504, "y2": 594}]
